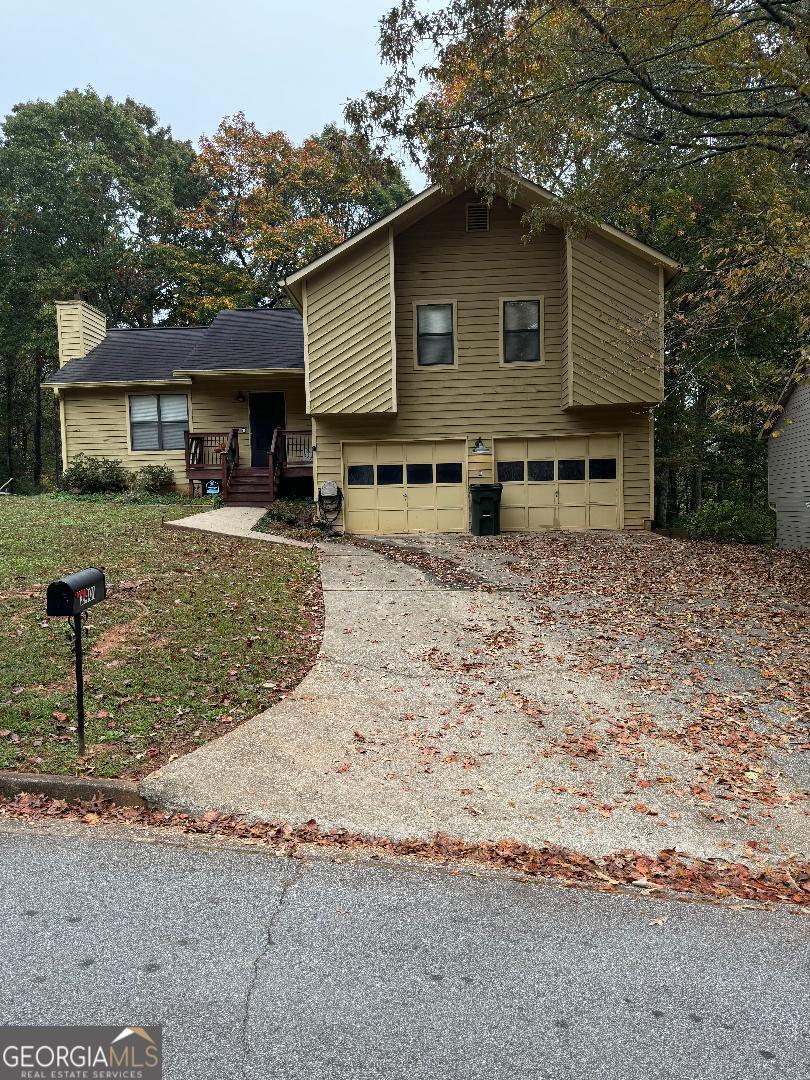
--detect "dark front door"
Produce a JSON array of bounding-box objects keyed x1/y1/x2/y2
[{"x1": 249, "y1": 393, "x2": 286, "y2": 467}]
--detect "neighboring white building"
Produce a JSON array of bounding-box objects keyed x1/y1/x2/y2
[{"x1": 764, "y1": 357, "x2": 810, "y2": 550}]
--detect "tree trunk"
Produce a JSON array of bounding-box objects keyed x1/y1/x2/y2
[
  {"x1": 33, "y1": 354, "x2": 44, "y2": 485},
  {"x1": 690, "y1": 386, "x2": 709, "y2": 512},
  {"x1": 668, "y1": 466, "x2": 679, "y2": 521},
  {"x1": 3, "y1": 357, "x2": 12, "y2": 480},
  {"x1": 655, "y1": 460, "x2": 669, "y2": 528}
]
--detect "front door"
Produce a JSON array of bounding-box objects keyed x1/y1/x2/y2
[{"x1": 249, "y1": 393, "x2": 286, "y2": 467}]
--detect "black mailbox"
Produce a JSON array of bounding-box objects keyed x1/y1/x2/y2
[{"x1": 46, "y1": 567, "x2": 107, "y2": 617}]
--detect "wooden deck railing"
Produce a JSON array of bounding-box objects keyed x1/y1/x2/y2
[
  {"x1": 266, "y1": 428, "x2": 313, "y2": 501},
  {"x1": 284, "y1": 429, "x2": 313, "y2": 463},
  {"x1": 185, "y1": 429, "x2": 239, "y2": 496},
  {"x1": 185, "y1": 431, "x2": 237, "y2": 471},
  {"x1": 186, "y1": 427, "x2": 311, "y2": 500},
  {"x1": 220, "y1": 428, "x2": 239, "y2": 497}
]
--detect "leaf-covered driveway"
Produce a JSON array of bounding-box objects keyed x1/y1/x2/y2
[{"x1": 142, "y1": 532, "x2": 808, "y2": 880}]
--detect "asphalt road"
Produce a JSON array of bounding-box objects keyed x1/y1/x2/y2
[{"x1": 0, "y1": 822, "x2": 807, "y2": 1080}]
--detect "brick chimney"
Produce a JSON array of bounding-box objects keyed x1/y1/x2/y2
[{"x1": 55, "y1": 300, "x2": 106, "y2": 367}]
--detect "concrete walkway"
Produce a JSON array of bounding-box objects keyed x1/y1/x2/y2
[
  {"x1": 140, "y1": 539, "x2": 808, "y2": 865},
  {"x1": 167, "y1": 505, "x2": 317, "y2": 550}
]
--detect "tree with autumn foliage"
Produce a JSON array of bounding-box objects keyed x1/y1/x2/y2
[
  {"x1": 179, "y1": 116, "x2": 412, "y2": 316},
  {"x1": 0, "y1": 93, "x2": 412, "y2": 483},
  {"x1": 0, "y1": 89, "x2": 202, "y2": 485},
  {"x1": 348, "y1": 0, "x2": 809, "y2": 524}
]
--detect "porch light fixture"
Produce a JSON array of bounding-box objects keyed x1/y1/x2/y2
[
  {"x1": 472, "y1": 437, "x2": 490, "y2": 453},
  {"x1": 235, "y1": 391, "x2": 246, "y2": 403}
]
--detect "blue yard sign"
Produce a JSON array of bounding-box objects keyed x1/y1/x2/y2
[{"x1": 206, "y1": 480, "x2": 221, "y2": 496}]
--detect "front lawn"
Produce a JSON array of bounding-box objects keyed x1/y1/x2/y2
[{"x1": 0, "y1": 496, "x2": 321, "y2": 778}]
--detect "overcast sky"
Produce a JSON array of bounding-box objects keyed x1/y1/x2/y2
[{"x1": 0, "y1": 0, "x2": 427, "y2": 188}]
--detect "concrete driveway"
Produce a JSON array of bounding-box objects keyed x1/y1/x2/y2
[{"x1": 141, "y1": 532, "x2": 808, "y2": 866}]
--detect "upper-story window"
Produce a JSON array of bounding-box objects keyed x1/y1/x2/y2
[
  {"x1": 129, "y1": 394, "x2": 188, "y2": 451},
  {"x1": 416, "y1": 303, "x2": 456, "y2": 367},
  {"x1": 502, "y1": 299, "x2": 542, "y2": 364}
]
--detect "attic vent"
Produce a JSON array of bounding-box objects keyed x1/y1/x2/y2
[{"x1": 466, "y1": 203, "x2": 490, "y2": 232}]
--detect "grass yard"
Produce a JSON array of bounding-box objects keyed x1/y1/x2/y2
[{"x1": 0, "y1": 496, "x2": 321, "y2": 779}]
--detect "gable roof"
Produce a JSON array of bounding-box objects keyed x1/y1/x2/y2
[
  {"x1": 43, "y1": 308, "x2": 304, "y2": 387},
  {"x1": 282, "y1": 170, "x2": 682, "y2": 307},
  {"x1": 44, "y1": 327, "x2": 205, "y2": 386},
  {"x1": 175, "y1": 308, "x2": 304, "y2": 374},
  {"x1": 760, "y1": 354, "x2": 809, "y2": 438}
]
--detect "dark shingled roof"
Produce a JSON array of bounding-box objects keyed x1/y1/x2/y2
[
  {"x1": 180, "y1": 308, "x2": 304, "y2": 372},
  {"x1": 45, "y1": 327, "x2": 205, "y2": 385},
  {"x1": 44, "y1": 308, "x2": 304, "y2": 386}
]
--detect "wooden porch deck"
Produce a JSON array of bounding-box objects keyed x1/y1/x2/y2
[{"x1": 184, "y1": 428, "x2": 312, "y2": 505}]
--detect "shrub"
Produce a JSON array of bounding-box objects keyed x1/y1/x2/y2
[
  {"x1": 678, "y1": 500, "x2": 776, "y2": 544},
  {"x1": 131, "y1": 464, "x2": 176, "y2": 494},
  {"x1": 62, "y1": 454, "x2": 129, "y2": 495}
]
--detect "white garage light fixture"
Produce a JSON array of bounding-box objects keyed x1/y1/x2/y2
[{"x1": 472, "y1": 437, "x2": 490, "y2": 453}]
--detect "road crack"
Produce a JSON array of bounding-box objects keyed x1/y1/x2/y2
[{"x1": 240, "y1": 858, "x2": 305, "y2": 1073}]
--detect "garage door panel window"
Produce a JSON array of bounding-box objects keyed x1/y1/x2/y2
[
  {"x1": 503, "y1": 300, "x2": 541, "y2": 364},
  {"x1": 436, "y1": 462, "x2": 463, "y2": 484},
  {"x1": 347, "y1": 464, "x2": 374, "y2": 486},
  {"x1": 377, "y1": 464, "x2": 404, "y2": 485},
  {"x1": 528, "y1": 460, "x2": 554, "y2": 482},
  {"x1": 497, "y1": 460, "x2": 525, "y2": 483},
  {"x1": 406, "y1": 463, "x2": 433, "y2": 485},
  {"x1": 416, "y1": 304, "x2": 455, "y2": 366},
  {"x1": 589, "y1": 458, "x2": 617, "y2": 480},
  {"x1": 130, "y1": 394, "x2": 188, "y2": 452},
  {"x1": 343, "y1": 441, "x2": 467, "y2": 534},
  {"x1": 558, "y1": 459, "x2": 585, "y2": 481}
]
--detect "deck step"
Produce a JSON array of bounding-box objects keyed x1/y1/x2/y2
[{"x1": 224, "y1": 496, "x2": 270, "y2": 507}]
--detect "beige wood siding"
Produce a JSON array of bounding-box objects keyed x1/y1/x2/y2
[
  {"x1": 190, "y1": 375, "x2": 307, "y2": 466},
  {"x1": 309, "y1": 193, "x2": 654, "y2": 532},
  {"x1": 567, "y1": 233, "x2": 663, "y2": 407},
  {"x1": 768, "y1": 377, "x2": 810, "y2": 549},
  {"x1": 61, "y1": 386, "x2": 187, "y2": 486},
  {"x1": 55, "y1": 302, "x2": 106, "y2": 367},
  {"x1": 305, "y1": 230, "x2": 395, "y2": 414},
  {"x1": 60, "y1": 373, "x2": 307, "y2": 489},
  {"x1": 560, "y1": 236, "x2": 571, "y2": 408}
]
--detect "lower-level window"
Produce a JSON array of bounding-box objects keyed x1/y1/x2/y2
[
  {"x1": 130, "y1": 394, "x2": 188, "y2": 451},
  {"x1": 558, "y1": 459, "x2": 586, "y2": 481},
  {"x1": 347, "y1": 464, "x2": 374, "y2": 486},
  {"x1": 406, "y1": 463, "x2": 433, "y2": 485},
  {"x1": 589, "y1": 458, "x2": 617, "y2": 480},
  {"x1": 528, "y1": 460, "x2": 554, "y2": 482},
  {"x1": 497, "y1": 460, "x2": 525, "y2": 483},
  {"x1": 436, "y1": 462, "x2": 463, "y2": 484},
  {"x1": 377, "y1": 464, "x2": 404, "y2": 485}
]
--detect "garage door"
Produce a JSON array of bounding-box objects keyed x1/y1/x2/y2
[
  {"x1": 495, "y1": 435, "x2": 621, "y2": 531},
  {"x1": 343, "y1": 441, "x2": 467, "y2": 534}
]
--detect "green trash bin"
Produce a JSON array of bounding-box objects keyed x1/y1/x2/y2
[{"x1": 470, "y1": 483, "x2": 503, "y2": 536}]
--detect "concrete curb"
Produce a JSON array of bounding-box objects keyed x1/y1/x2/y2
[{"x1": 0, "y1": 771, "x2": 145, "y2": 808}]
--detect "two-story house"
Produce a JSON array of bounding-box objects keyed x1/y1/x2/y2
[{"x1": 45, "y1": 172, "x2": 680, "y2": 534}]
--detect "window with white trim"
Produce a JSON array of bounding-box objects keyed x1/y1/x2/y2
[
  {"x1": 416, "y1": 304, "x2": 455, "y2": 366},
  {"x1": 502, "y1": 299, "x2": 542, "y2": 363},
  {"x1": 129, "y1": 394, "x2": 188, "y2": 451}
]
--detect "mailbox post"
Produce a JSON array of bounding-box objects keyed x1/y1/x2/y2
[{"x1": 46, "y1": 568, "x2": 107, "y2": 756}]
